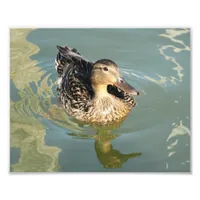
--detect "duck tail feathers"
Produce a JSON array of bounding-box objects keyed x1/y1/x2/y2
[{"x1": 56, "y1": 45, "x2": 83, "y2": 59}]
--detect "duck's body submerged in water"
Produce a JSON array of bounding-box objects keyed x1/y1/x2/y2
[{"x1": 55, "y1": 45, "x2": 139, "y2": 125}]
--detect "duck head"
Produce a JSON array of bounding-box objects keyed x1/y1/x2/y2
[{"x1": 91, "y1": 59, "x2": 139, "y2": 97}]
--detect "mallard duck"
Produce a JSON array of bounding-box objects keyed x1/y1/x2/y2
[{"x1": 55, "y1": 45, "x2": 139, "y2": 125}]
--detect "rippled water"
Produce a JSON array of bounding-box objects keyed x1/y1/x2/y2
[{"x1": 10, "y1": 28, "x2": 190, "y2": 172}]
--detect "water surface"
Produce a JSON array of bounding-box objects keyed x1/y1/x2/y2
[{"x1": 10, "y1": 28, "x2": 190, "y2": 172}]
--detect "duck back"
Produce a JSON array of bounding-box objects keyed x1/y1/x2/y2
[{"x1": 55, "y1": 45, "x2": 94, "y2": 114}]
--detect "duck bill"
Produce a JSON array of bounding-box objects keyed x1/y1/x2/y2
[{"x1": 114, "y1": 77, "x2": 139, "y2": 96}]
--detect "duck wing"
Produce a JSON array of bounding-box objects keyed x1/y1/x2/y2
[{"x1": 55, "y1": 45, "x2": 94, "y2": 109}]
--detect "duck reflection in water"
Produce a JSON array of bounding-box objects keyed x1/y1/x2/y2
[
  {"x1": 69, "y1": 128, "x2": 142, "y2": 169},
  {"x1": 94, "y1": 129, "x2": 141, "y2": 169}
]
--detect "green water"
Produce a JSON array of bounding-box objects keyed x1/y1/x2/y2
[{"x1": 10, "y1": 28, "x2": 190, "y2": 172}]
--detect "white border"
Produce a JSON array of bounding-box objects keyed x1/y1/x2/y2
[{"x1": 1, "y1": 0, "x2": 199, "y2": 200}]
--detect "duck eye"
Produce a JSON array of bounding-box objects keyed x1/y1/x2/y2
[{"x1": 103, "y1": 67, "x2": 108, "y2": 71}]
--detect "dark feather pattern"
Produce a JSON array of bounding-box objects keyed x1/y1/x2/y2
[
  {"x1": 55, "y1": 45, "x2": 94, "y2": 114},
  {"x1": 55, "y1": 45, "x2": 136, "y2": 125}
]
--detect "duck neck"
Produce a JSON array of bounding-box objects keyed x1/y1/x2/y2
[{"x1": 92, "y1": 84, "x2": 110, "y2": 98}]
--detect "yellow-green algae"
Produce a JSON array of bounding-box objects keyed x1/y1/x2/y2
[{"x1": 10, "y1": 29, "x2": 62, "y2": 172}]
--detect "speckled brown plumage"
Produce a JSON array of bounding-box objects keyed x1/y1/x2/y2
[{"x1": 55, "y1": 45, "x2": 138, "y2": 125}]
